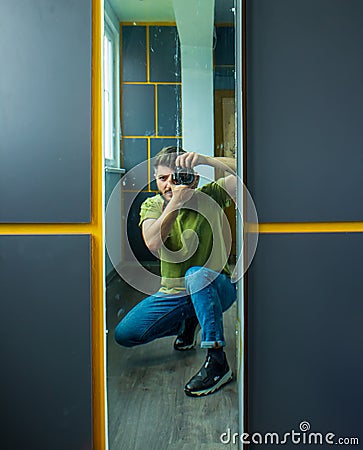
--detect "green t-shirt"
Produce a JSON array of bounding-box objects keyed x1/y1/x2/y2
[{"x1": 139, "y1": 179, "x2": 233, "y2": 294}]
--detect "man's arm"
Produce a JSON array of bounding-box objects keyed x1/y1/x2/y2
[
  {"x1": 142, "y1": 212, "x2": 177, "y2": 254},
  {"x1": 142, "y1": 185, "x2": 194, "y2": 253}
]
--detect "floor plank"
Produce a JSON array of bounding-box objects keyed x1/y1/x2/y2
[{"x1": 106, "y1": 274, "x2": 239, "y2": 449}]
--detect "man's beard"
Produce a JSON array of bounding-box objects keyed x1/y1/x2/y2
[{"x1": 160, "y1": 189, "x2": 172, "y2": 203}]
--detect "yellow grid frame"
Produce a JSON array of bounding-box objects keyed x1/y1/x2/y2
[{"x1": 120, "y1": 22, "x2": 183, "y2": 191}]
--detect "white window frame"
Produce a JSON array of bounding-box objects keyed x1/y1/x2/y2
[{"x1": 103, "y1": 12, "x2": 120, "y2": 168}]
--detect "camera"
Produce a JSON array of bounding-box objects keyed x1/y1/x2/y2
[{"x1": 172, "y1": 167, "x2": 196, "y2": 185}]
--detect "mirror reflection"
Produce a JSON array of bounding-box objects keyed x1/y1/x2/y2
[{"x1": 104, "y1": 1, "x2": 238, "y2": 448}]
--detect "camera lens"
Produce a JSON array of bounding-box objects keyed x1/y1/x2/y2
[{"x1": 172, "y1": 167, "x2": 195, "y2": 185}]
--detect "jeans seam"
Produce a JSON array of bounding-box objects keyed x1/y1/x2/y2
[{"x1": 207, "y1": 283, "x2": 216, "y2": 342}]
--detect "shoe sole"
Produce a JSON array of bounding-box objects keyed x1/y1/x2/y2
[
  {"x1": 174, "y1": 324, "x2": 201, "y2": 351},
  {"x1": 184, "y1": 369, "x2": 233, "y2": 397}
]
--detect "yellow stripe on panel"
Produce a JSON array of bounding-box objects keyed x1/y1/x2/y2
[
  {"x1": 120, "y1": 21, "x2": 176, "y2": 26},
  {"x1": 155, "y1": 84, "x2": 158, "y2": 136},
  {"x1": 123, "y1": 135, "x2": 181, "y2": 139},
  {"x1": 147, "y1": 137, "x2": 151, "y2": 191},
  {"x1": 123, "y1": 81, "x2": 182, "y2": 85},
  {"x1": 91, "y1": 0, "x2": 106, "y2": 449},
  {"x1": 146, "y1": 25, "x2": 150, "y2": 82},
  {"x1": 257, "y1": 222, "x2": 363, "y2": 234},
  {"x1": 0, "y1": 224, "x2": 95, "y2": 234},
  {"x1": 119, "y1": 24, "x2": 124, "y2": 131},
  {"x1": 121, "y1": 190, "x2": 158, "y2": 193},
  {"x1": 215, "y1": 23, "x2": 234, "y2": 27}
]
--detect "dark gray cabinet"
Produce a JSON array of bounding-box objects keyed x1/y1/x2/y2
[
  {"x1": 247, "y1": 233, "x2": 363, "y2": 446},
  {"x1": 0, "y1": 0, "x2": 91, "y2": 223},
  {"x1": 0, "y1": 1, "x2": 93, "y2": 449},
  {"x1": 246, "y1": 0, "x2": 363, "y2": 222},
  {"x1": 0, "y1": 235, "x2": 92, "y2": 450},
  {"x1": 245, "y1": 1, "x2": 363, "y2": 446}
]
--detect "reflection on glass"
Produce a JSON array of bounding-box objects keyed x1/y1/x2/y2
[{"x1": 105, "y1": 1, "x2": 239, "y2": 448}]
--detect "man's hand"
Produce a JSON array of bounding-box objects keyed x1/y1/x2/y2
[
  {"x1": 175, "y1": 152, "x2": 208, "y2": 170},
  {"x1": 142, "y1": 184, "x2": 195, "y2": 254},
  {"x1": 169, "y1": 183, "x2": 195, "y2": 209},
  {"x1": 176, "y1": 151, "x2": 236, "y2": 174},
  {"x1": 175, "y1": 151, "x2": 237, "y2": 201}
]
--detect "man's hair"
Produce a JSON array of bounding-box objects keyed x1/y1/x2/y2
[{"x1": 153, "y1": 146, "x2": 186, "y2": 171}]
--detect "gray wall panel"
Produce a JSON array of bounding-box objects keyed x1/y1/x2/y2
[
  {"x1": 122, "y1": 26, "x2": 147, "y2": 82},
  {"x1": 215, "y1": 26, "x2": 235, "y2": 66},
  {"x1": 0, "y1": 235, "x2": 92, "y2": 450},
  {"x1": 247, "y1": 233, "x2": 363, "y2": 447},
  {"x1": 150, "y1": 138, "x2": 183, "y2": 160},
  {"x1": 122, "y1": 138, "x2": 148, "y2": 176},
  {"x1": 214, "y1": 67, "x2": 235, "y2": 90},
  {"x1": 149, "y1": 26, "x2": 181, "y2": 83},
  {"x1": 246, "y1": 0, "x2": 363, "y2": 222},
  {"x1": 157, "y1": 85, "x2": 182, "y2": 137},
  {"x1": 0, "y1": 0, "x2": 92, "y2": 223},
  {"x1": 122, "y1": 85, "x2": 155, "y2": 136}
]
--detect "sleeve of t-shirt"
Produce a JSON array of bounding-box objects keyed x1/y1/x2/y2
[
  {"x1": 139, "y1": 195, "x2": 163, "y2": 227},
  {"x1": 200, "y1": 178, "x2": 232, "y2": 209}
]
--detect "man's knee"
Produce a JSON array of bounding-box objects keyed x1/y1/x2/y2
[
  {"x1": 185, "y1": 266, "x2": 203, "y2": 277},
  {"x1": 185, "y1": 266, "x2": 214, "y2": 294},
  {"x1": 114, "y1": 321, "x2": 140, "y2": 347}
]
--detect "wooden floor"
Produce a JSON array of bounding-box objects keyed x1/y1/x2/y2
[{"x1": 106, "y1": 273, "x2": 239, "y2": 450}]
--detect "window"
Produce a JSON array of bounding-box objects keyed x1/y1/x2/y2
[{"x1": 103, "y1": 17, "x2": 120, "y2": 167}]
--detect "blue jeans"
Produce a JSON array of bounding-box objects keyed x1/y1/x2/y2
[{"x1": 114, "y1": 266, "x2": 237, "y2": 349}]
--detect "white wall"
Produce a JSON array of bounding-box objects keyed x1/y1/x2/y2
[{"x1": 173, "y1": 0, "x2": 215, "y2": 182}]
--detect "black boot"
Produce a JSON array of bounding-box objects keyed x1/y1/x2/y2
[
  {"x1": 173, "y1": 316, "x2": 200, "y2": 351},
  {"x1": 184, "y1": 350, "x2": 232, "y2": 397}
]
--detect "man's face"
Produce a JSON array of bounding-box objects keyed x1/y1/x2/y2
[{"x1": 154, "y1": 165, "x2": 174, "y2": 202}]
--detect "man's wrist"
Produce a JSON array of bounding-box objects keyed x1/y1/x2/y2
[{"x1": 165, "y1": 198, "x2": 182, "y2": 213}]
